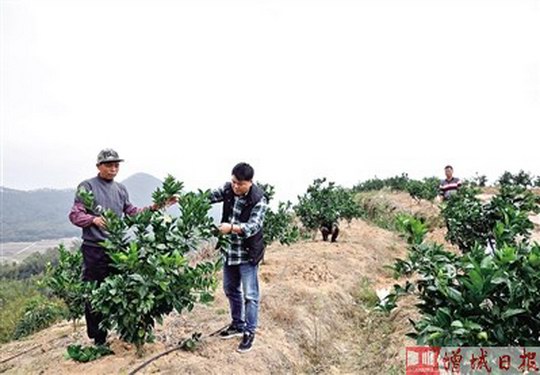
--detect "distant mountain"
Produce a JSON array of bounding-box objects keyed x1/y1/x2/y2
[
  {"x1": 0, "y1": 173, "x2": 221, "y2": 243},
  {"x1": 122, "y1": 173, "x2": 163, "y2": 207},
  {"x1": 1, "y1": 187, "x2": 78, "y2": 242}
]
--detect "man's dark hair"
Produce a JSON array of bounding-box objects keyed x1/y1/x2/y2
[
  {"x1": 444, "y1": 165, "x2": 453, "y2": 170},
  {"x1": 232, "y1": 162, "x2": 254, "y2": 181}
]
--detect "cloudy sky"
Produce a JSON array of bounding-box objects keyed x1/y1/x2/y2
[{"x1": 2, "y1": 0, "x2": 539, "y2": 203}]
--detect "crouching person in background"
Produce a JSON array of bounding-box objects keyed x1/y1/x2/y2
[{"x1": 320, "y1": 221, "x2": 339, "y2": 242}]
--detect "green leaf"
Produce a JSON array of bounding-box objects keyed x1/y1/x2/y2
[
  {"x1": 477, "y1": 331, "x2": 488, "y2": 341},
  {"x1": 491, "y1": 277, "x2": 507, "y2": 285},
  {"x1": 199, "y1": 293, "x2": 214, "y2": 304},
  {"x1": 447, "y1": 287, "x2": 464, "y2": 303},
  {"x1": 501, "y1": 308, "x2": 527, "y2": 319},
  {"x1": 66, "y1": 345, "x2": 113, "y2": 363}
]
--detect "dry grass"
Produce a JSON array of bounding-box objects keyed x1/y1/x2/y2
[
  {"x1": 357, "y1": 190, "x2": 444, "y2": 230},
  {"x1": 0, "y1": 219, "x2": 415, "y2": 375}
]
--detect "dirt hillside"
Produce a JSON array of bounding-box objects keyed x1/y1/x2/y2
[
  {"x1": 4, "y1": 190, "x2": 538, "y2": 374},
  {"x1": 0, "y1": 219, "x2": 414, "y2": 375}
]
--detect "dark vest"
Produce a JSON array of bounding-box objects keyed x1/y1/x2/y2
[{"x1": 221, "y1": 183, "x2": 265, "y2": 265}]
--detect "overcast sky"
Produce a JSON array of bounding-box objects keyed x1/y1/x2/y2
[{"x1": 2, "y1": 0, "x2": 539, "y2": 203}]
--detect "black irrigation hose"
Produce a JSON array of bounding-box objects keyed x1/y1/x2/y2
[
  {"x1": 0, "y1": 344, "x2": 41, "y2": 364},
  {"x1": 0, "y1": 334, "x2": 70, "y2": 365},
  {"x1": 128, "y1": 324, "x2": 228, "y2": 375},
  {"x1": 0, "y1": 324, "x2": 227, "y2": 373},
  {"x1": 127, "y1": 345, "x2": 182, "y2": 375}
]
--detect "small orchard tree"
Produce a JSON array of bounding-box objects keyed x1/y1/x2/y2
[
  {"x1": 335, "y1": 186, "x2": 363, "y2": 226},
  {"x1": 51, "y1": 175, "x2": 227, "y2": 356},
  {"x1": 264, "y1": 201, "x2": 300, "y2": 246},
  {"x1": 383, "y1": 213, "x2": 540, "y2": 347},
  {"x1": 442, "y1": 184, "x2": 540, "y2": 252},
  {"x1": 294, "y1": 178, "x2": 340, "y2": 233},
  {"x1": 256, "y1": 182, "x2": 275, "y2": 203},
  {"x1": 441, "y1": 185, "x2": 489, "y2": 251},
  {"x1": 353, "y1": 173, "x2": 410, "y2": 192},
  {"x1": 497, "y1": 170, "x2": 535, "y2": 188},
  {"x1": 257, "y1": 182, "x2": 300, "y2": 247},
  {"x1": 406, "y1": 177, "x2": 440, "y2": 203},
  {"x1": 91, "y1": 176, "x2": 227, "y2": 355},
  {"x1": 43, "y1": 244, "x2": 90, "y2": 331},
  {"x1": 294, "y1": 178, "x2": 362, "y2": 237},
  {"x1": 469, "y1": 172, "x2": 488, "y2": 187}
]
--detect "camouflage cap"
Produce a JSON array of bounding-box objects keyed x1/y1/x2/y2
[{"x1": 96, "y1": 148, "x2": 124, "y2": 164}]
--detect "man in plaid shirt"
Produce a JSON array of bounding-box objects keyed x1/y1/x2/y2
[{"x1": 210, "y1": 162, "x2": 268, "y2": 353}]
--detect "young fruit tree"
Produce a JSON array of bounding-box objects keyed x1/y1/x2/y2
[
  {"x1": 294, "y1": 178, "x2": 362, "y2": 237},
  {"x1": 406, "y1": 177, "x2": 440, "y2": 203},
  {"x1": 55, "y1": 175, "x2": 227, "y2": 356},
  {"x1": 442, "y1": 184, "x2": 540, "y2": 252},
  {"x1": 381, "y1": 185, "x2": 540, "y2": 346},
  {"x1": 257, "y1": 182, "x2": 300, "y2": 247},
  {"x1": 43, "y1": 244, "x2": 90, "y2": 331}
]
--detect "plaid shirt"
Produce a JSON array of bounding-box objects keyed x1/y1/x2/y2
[{"x1": 210, "y1": 184, "x2": 268, "y2": 266}]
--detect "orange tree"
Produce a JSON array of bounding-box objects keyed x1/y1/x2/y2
[{"x1": 62, "y1": 176, "x2": 226, "y2": 355}]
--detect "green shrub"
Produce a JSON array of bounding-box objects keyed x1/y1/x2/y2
[
  {"x1": 12, "y1": 295, "x2": 64, "y2": 340},
  {"x1": 0, "y1": 247, "x2": 60, "y2": 280},
  {"x1": 467, "y1": 172, "x2": 488, "y2": 187},
  {"x1": 0, "y1": 279, "x2": 41, "y2": 343},
  {"x1": 264, "y1": 201, "x2": 300, "y2": 246},
  {"x1": 66, "y1": 344, "x2": 114, "y2": 362},
  {"x1": 442, "y1": 184, "x2": 540, "y2": 252},
  {"x1": 90, "y1": 176, "x2": 226, "y2": 355},
  {"x1": 383, "y1": 213, "x2": 540, "y2": 346},
  {"x1": 497, "y1": 170, "x2": 535, "y2": 187},
  {"x1": 406, "y1": 177, "x2": 439, "y2": 202},
  {"x1": 353, "y1": 173, "x2": 410, "y2": 192},
  {"x1": 43, "y1": 244, "x2": 89, "y2": 326},
  {"x1": 257, "y1": 182, "x2": 300, "y2": 247},
  {"x1": 294, "y1": 178, "x2": 362, "y2": 231}
]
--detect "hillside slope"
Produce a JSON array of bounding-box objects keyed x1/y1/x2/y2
[{"x1": 0, "y1": 219, "x2": 414, "y2": 374}]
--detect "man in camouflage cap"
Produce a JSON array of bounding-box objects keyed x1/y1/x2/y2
[
  {"x1": 96, "y1": 148, "x2": 124, "y2": 164},
  {"x1": 69, "y1": 149, "x2": 157, "y2": 346}
]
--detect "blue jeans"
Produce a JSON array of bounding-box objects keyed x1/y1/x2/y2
[{"x1": 223, "y1": 263, "x2": 260, "y2": 334}]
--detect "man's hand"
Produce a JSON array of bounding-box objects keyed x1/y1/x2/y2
[
  {"x1": 92, "y1": 216, "x2": 106, "y2": 228},
  {"x1": 219, "y1": 223, "x2": 243, "y2": 235},
  {"x1": 166, "y1": 196, "x2": 179, "y2": 206},
  {"x1": 151, "y1": 197, "x2": 179, "y2": 211},
  {"x1": 219, "y1": 223, "x2": 233, "y2": 234}
]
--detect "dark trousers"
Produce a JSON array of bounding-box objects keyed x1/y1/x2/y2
[
  {"x1": 321, "y1": 223, "x2": 339, "y2": 242},
  {"x1": 81, "y1": 243, "x2": 113, "y2": 344}
]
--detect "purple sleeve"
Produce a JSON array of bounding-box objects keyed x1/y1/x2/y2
[
  {"x1": 69, "y1": 202, "x2": 95, "y2": 227},
  {"x1": 121, "y1": 185, "x2": 147, "y2": 216},
  {"x1": 124, "y1": 202, "x2": 146, "y2": 216}
]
